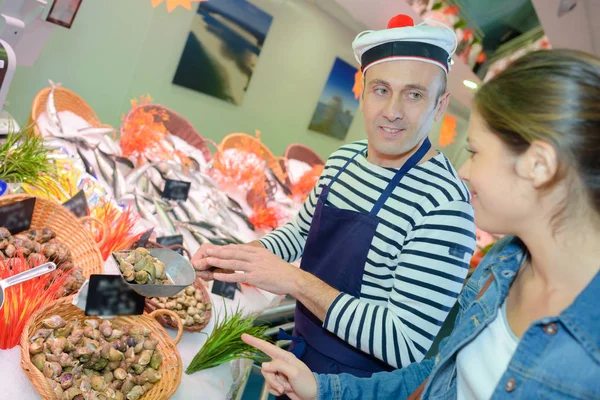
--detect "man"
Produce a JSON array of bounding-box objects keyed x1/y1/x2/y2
[{"x1": 192, "y1": 14, "x2": 476, "y2": 377}]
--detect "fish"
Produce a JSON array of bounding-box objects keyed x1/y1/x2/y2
[
  {"x1": 266, "y1": 165, "x2": 293, "y2": 196},
  {"x1": 46, "y1": 80, "x2": 64, "y2": 135},
  {"x1": 174, "y1": 222, "x2": 211, "y2": 246},
  {"x1": 178, "y1": 201, "x2": 205, "y2": 222},
  {"x1": 133, "y1": 192, "x2": 159, "y2": 226},
  {"x1": 124, "y1": 163, "x2": 159, "y2": 189},
  {"x1": 168, "y1": 206, "x2": 188, "y2": 224},
  {"x1": 93, "y1": 149, "x2": 114, "y2": 189},
  {"x1": 185, "y1": 220, "x2": 219, "y2": 235},
  {"x1": 150, "y1": 180, "x2": 163, "y2": 198},
  {"x1": 114, "y1": 156, "x2": 135, "y2": 176},
  {"x1": 228, "y1": 208, "x2": 255, "y2": 231},
  {"x1": 153, "y1": 199, "x2": 177, "y2": 235},
  {"x1": 76, "y1": 146, "x2": 97, "y2": 178},
  {"x1": 77, "y1": 126, "x2": 115, "y2": 136},
  {"x1": 113, "y1": 163, "x2": 127, "y2": 201}
]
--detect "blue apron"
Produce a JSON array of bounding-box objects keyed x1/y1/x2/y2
[{"x1": 281, "y1": 139, "x2": 432, "y2": 378}]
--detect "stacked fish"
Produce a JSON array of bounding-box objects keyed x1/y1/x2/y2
[{"x1": 31, "y1": 81, "x2": 297, "y2": 256}]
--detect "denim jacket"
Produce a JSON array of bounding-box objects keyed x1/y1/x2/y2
[{"x1": 316, "y1": 236, "x2": 600, "y2": 399}]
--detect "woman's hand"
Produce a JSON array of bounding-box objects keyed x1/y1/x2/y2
[{"x1": 242, "y1": 334, "x2": 318, "y2": 400}]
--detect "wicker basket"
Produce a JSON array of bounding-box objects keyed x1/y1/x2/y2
[
  {"x1": 122, "y1": 103, "x2": 216, "y2": 163},
  {"x1": 0, "y1": 194, "x2": 103, "y2": 279},
  {"x1": 29, "y1": 86, "x2": 102, "y2": 136},
  {"x1": 20, "y1": 296, "x2": 183, "y2": 400},
  {"x1": 284, "y1": 143, "x2": 325, "y2": 166},
  {"x1": 219, "y1": 133, "x2": 287, "y2": 183},
  {"x1": 145, "y1": 277, "x2": 212, "y2": 333}
]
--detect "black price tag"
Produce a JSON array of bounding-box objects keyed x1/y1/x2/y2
[
  {"x1": 211, "y1": 280, "x2": 240, "y2": 300},
  {"x1": 162, "y1": 179, "x2": 191, "y2": 202},
  {"x1": 134, "y1": 228, "x2": 154, "y2": 248},
  {"x1": 156, "y1": 235, "x2": 184, "y2": 255},
  {"x1": 85, "y1": 274, "x2": 145, "y2": 316},
  {"x1": 62, "y1": 190, "x2": 89, "y2": 218},
  {"x1": 0, "y1": 197, "x2": 35, "y2": 234}
]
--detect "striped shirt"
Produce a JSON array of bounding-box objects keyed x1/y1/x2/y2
[{"x1": 259, "y1": 140, "x2": 476, "y2": 368}]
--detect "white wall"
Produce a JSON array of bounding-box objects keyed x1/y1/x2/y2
[{"x1": 5, "y1": 0, "x2": 470, "y2": 164}]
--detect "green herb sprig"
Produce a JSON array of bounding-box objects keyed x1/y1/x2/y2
[
  {"x1": 0, "y1": 124, "x2": 54, "y2": 184},
  {"x1": 185, "y1": 306, "x2": 271, "y2": 374}
]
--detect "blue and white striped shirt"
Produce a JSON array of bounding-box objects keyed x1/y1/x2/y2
[{"x1": 259, "y1": 140, "x2": 476, "y2": 368}]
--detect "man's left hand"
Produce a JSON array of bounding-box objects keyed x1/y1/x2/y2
[{"x1": 202, "y1": 245, "x2": 301, "y2": 295}]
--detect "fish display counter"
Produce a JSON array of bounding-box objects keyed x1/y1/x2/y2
[{"x1": 0, "y1": 85, "x2": 325, "y2": 399}]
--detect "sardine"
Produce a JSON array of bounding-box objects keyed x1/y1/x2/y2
[
  {"x1": 77, "y1": 126, "x2": 114, "y2": 136},
  {"x1": 150, "y1": 181, "x2": 163, "y2": 198},
  {"x1": 185, "y1": 220, "x2": 219, "y2": 235},
  {"x1": 76, "y1": 146, "x2": 97, "y2": 178},
  {"x1": 113, "y1": 163, "x2": 127, "y2": 201},
  {"x1": 228, "y1": 208, "x2": 255, "y2": 231},
  {"x1": 46, "y1": 80, "x2": 64, "y2": 135},
  {"x1": 124, "y1": 163, "x2": 155, "y2": 188},
  {"x1": 134, "y1": 192, "x2": 159, "y2": 226},
  {"x1": 93, "y1": 149, "x2": 114, "y2": 188},
  {"x1": 114, "y1": 156, "x2": 135, "y2": 178},
  {"x1": 266, "y1": 165, "x2": 293, "y2": 196},
  {"x1": 153, "y1": 199, "x2": 177, "y2": 235}
]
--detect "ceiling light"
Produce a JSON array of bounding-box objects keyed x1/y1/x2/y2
[{"x1": 463, "y1": 80, "x2": 478, "y2": 89}]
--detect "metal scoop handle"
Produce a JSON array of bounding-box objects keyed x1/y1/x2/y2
[{"x1": 2, "y1": 262, "x2": 57, "y2": 289}]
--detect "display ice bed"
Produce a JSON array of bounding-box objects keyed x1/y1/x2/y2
[{"x1": 112, "y1": 248, "x2": 195, "y2": 297}]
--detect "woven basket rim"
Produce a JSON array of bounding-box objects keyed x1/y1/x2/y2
[
  {"x1": 29, "y1": 86, "x2": 101, "y2": 133},
  {"x1": 0, "y1": 194, "x2": 103, "y2": 281},
  {"x1": 120, "y1": 102, "x2": 214, "y2": 162},
  {"x1": 144, "y1": 278, "x2": 212, "y2": 332},
  {"x1": 219, "y1": 133, "x2": 287, "y2": 182}
]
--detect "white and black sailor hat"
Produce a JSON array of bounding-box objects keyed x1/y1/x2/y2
[{"x1": 352, "y1": 14, "x2": 458, "y2": 75}]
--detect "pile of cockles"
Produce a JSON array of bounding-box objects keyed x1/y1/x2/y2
[
  {"x1": 29, "y1": 315, "x2": 163, "y2": 400},
  {"x1": 114, "y1": 248, "x2": 170, "y2": 285}
]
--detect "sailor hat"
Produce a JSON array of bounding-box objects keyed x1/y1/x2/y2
[{"x1": 352, "y1": 14, "x2": 458, "y2": 75}]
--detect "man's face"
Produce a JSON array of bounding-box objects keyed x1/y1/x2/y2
[{"x1": 361, "y1": 60, "x2": 449, "y2": 161}]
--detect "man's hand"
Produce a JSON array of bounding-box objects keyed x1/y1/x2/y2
[
  {"x1": 191, "y1": 243, "x2": 228, "y2": 281},
  {"x1": 192, "y1": 241, "x2": 264, "y2": 281},
  {"x1": 242, "y1": 334, "x2": 317, "y2": 400},
  {"x1": 199, "y1": 245, "x2": 301, "y2": 295}
]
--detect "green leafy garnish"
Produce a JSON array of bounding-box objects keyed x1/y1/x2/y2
[
  {"x1": 0, "y1": 124, "x2": 54, "y2": 184},
  {"x1": 185, "y1": 306, "x2": 271, "y2": 374}
]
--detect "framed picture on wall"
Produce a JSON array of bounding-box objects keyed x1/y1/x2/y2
[
  {"x1": 308, "y1": 58, "x2": 360, "y2": 140},
  {"x1": 172, "y1": 0, "x2": 273, "y2": 105}
]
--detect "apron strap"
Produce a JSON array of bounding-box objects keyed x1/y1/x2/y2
[
  {"x1": 326, "y1": 147, "x2": 365, "y2": 190},
  {"x1": 369, "y1": 138, "x2": 432, "y2": 216},
  {"x1": 277, "y1": 328, "x2": 307, "y2": 358}
]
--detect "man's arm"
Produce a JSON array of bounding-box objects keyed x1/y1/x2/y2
[{"x1": 289, "y1": 269, "x2": 341, "y2": 321}]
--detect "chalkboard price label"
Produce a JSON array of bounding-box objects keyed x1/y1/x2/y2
[
  {"x1": 0, "y1": 197, "x2": 35, "y2": 234},
  {"x1": 134, "y1": 228, "x2": 154, "y2": 249},
  {"x1": 211, "y1": 280, "x2": 240, "y2": 300},
  {"x1": 162, "y1": 179, "x2": 191, "y2": 202},
  {"x1": 156, "y1": 234, "x2": 184, "y2": 255},
  {"x1": 62, "y1": 190, "x2": 89, "y2": 218},
  {"x1": 85, "y1": 274, "x2": 145, "y2": 317}
]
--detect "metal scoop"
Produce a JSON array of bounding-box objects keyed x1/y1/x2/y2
[{"x1": 0, "y1": 262, "x2": 57, "y2": 309}]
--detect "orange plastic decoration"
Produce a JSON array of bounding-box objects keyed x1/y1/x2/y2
[
  {"x1": 438, "y1": 114, "x2": 457, "y2": 147},
  {"x1": 353, "y1": 69, "x2": 363, "y2": 100},
  {"x1": 152, "y1": 0, "x2": 205, "y2": 12}
]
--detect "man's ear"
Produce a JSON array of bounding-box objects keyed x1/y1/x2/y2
[
  {"x1": 434, "y1": 91, "x2": 451, "y2": 122},
  {"x1": 515, "y1": 140, "x2": 559, "y2": 188}
]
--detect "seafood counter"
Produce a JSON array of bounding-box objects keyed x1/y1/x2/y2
[{"x1": 0, "y1": 87, "x2": 325, "y2": 399}]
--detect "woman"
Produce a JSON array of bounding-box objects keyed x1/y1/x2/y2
[{"x1": 241, "y1": 49, "x2": 600, "y2": 400}]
